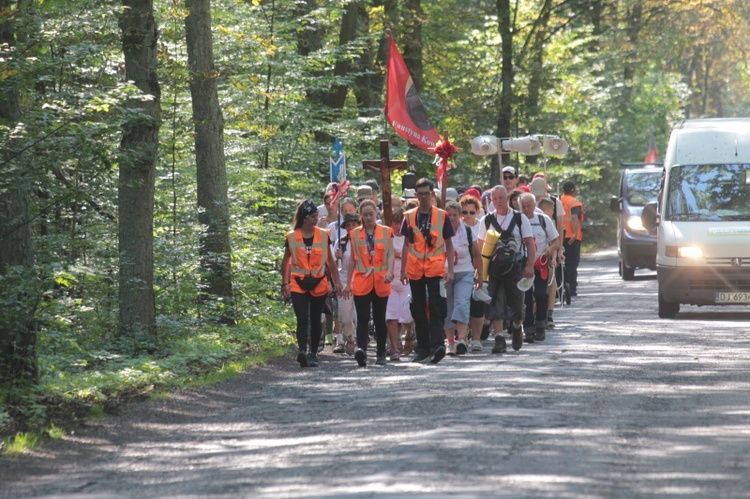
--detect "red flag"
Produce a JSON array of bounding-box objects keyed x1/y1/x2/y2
[
  {"x1": 384, "y1": 33, "x2": 440, "y2": 152},
  {"x1": 644, "y1": 131, "x2": 659, "y2": 164}
]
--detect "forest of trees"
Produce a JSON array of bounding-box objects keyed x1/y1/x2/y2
[{"x1": 1, "y1": 0, "x2": 749, "y2": 436}]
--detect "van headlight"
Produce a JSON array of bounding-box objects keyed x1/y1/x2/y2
[
  {"x1": 626, "y1": 215, "x2": 647, "y2": 233},
  {"x1": 666, "y1": 245, "x2": 704, "y2": 259}
]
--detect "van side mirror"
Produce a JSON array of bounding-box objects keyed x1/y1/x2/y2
[
  {"x1": 641, "y1": 201, "x2": 659, "y2": 232},
  {"x1": 609, "y1": 196, "x2": 621, "y2": 213}
]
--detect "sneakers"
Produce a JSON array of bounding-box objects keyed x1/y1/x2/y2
[
  {"x1": 333, "y1": 343, "x2": 345, "y2": 354},
  {"x1": 446, "y1": 342, "x2": 457, "y2": 356},
  {"x1": 491, "y1": 335, "x2": 507, "y2": 354},
  {"x1": 307, "y1": 353, "x2": 319, "y2": 367},
  {"x1": 511, "y1": 323, "x2": 523, "y2": 351},
  {"x1": 535, "y1": 327, "x2": 546, "y2": 342},
  {"x1": 456, "y1": 339, "x2": 468, "y2": 355},
  {"x1": 412, "y1": 352, "x2": 431, "y2": 363},
  {"x1": 430, "y1": 345, "x2": 446, "y2": 364},
  {"x1": 355, "y1": 348, "x2": 367, "y2": 367},
  {"x1": 297, "y1": 351, "x2": 309, "y2": 368},
  {"x1": 376, "y1": 354, "x2": 387, "y2": 365},
  {"x1": 471, "y1": 340, "x2": 484, "y2": 352},
  {"x1": 390, "y1": 351, "x2": 401, "y2": 361}
]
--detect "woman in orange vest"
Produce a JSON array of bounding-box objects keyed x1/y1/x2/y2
[
  {"x1": 281, "y1": 199, "x2": 342, "y2": 368},
  {"x1": 342, "y1": 199, "x2": 395, "y2": 367}
]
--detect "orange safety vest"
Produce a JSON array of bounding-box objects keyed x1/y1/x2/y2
[
  {"x1": 561, "y1": 194, "x2": 584, "y2": 241},
  {"x1": 286, "y1": 226, "x2": 330, "y2": 296},
  {"x1": 350, "y1": 224, "x2": 393, "y2": 297},
  {"x1": 404, "y1": 206, "x2": 447, "y2": 280}
]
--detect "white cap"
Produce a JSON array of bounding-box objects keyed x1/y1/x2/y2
[
  {"x1": 445, "y1": 187, "x2": 458, "y2": 201},
  {"x1": 530, "y1": 177, "x2": 547, "y2": 197},
  {"x1": 473, "y1": 283, "x2": 492, "y2": 303},
  {"x1": 502, "y1": 166, "x2": 517, "y2": 175},
  {"x1": 517, "y1": 276, "x2": 534, "y2": 292}
]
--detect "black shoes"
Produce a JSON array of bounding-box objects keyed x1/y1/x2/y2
[
  {"x1": 376, "y1": 354, "x2": 387, "y2": 365},
  {"x1": 491, "y1": 335, "x2": 507, "y2": 354},
  {"x1": 511, "y1": 323, "x2": 523, "y2": 351},
  {"x1": 430, "y1": 345, "x2": 446, "y2": 364},
  {"x1": 297, "y1": 352, "x2": 309, "y2": 368},
  {"x1": 307, "y1": 353, "x2": 319, "y2": 367},
  {"x1": 355, "y1": 348, "x2": 367, "y2": 367}
]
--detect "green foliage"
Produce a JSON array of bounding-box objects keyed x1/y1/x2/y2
[{"x1": 3, "y1": 0, "x2": 750, "y2": 440}]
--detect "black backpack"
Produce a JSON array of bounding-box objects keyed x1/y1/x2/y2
[{"x1": 484, "y1": 211, "x2": 522, "y2": 279}]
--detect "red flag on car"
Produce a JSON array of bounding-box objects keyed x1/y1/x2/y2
[
  {"x1": 384, "y1": 33, "x2": 440, "y2": 152},
  {"x1": 644, "y1": 131, "x2": 659, "y2": 164}
]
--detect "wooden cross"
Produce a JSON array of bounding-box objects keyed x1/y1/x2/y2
[{"x1": 362, "y1": 139, "x2": 408, "y2": 224}]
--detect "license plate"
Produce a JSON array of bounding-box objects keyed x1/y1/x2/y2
[{"x1": 715, "y1": 292, "x2": 750, "y2": 303}]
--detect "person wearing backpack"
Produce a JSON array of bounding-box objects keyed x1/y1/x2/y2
[
  {"x1": 400, "y1": 178, "x2": 456, "y2": 364},
  {"x1": 477, "y1": 186, "x2": 536, "y2": 353},
  {"x1": 519, "y1": 193, "x2": 561, "y2": 343}
]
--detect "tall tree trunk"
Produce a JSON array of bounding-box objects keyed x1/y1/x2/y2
[
  {"x1": 185, "y1": 0, "x2": 235, "y2": 324},
  {"x1": 0, "y1": 0, "x2": 37, "y2": 385},
  {"x1": 326, "y1": 1, "x2": 360, "y2": 111},
  {"x1": 402, "y1": 0, "x2": 424, "y2": 92},
  {"x1": 620, "y1": 0, "x2": 643, "y2": 113},
  {"x1": 372, "y1": 0, "x2": 398, "y2": 109},
  {"x1": 118, "y1": 0, "x2": 160, "y2": 341},
  {"x1": 494, "y1": 0, "x2": 514, "y2": 186}
]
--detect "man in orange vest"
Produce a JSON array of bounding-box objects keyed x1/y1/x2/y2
[
  {"x1": 561, "y1": 180, "x2": 584, "y2": 297},
  {"x1": 400, "y1": 178, "x2": 455, "y2": 364}
]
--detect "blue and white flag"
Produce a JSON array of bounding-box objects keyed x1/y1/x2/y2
[{"x1": 329, "y1": 138, "x2": 349, "y2": 203}]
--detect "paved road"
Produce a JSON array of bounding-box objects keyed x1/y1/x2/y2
[{"x1": 3, "y1": 249, "x2": 750, "y2": 498}]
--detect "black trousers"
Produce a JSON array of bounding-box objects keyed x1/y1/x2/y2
[
  {"x1": 353, "y1": 290, "x2": 388, "y2": 356},
  {"x1": 291, "y1": 291, "x2": 327, "y2": 353},
  {"x1": 563, "y1": 239, "x2": 581, "y2": 294},
  {"x1": 409, "y1": 276, "x2": 447, "y2": 357}
]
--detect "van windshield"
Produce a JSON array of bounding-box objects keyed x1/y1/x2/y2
[
  {"x1": 665, "y1": 164, "x2": 750, "y2": 221},
  {"x1": 625, "y1": 170, "x2": 661, "y2": 206}
]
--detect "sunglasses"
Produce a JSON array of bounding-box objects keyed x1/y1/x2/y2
[
  {"x1": 462, "y1": 210, "x2": 476, "y2": 215},
  {"x1": 503, "y1": 174, "x2": 515, "y2": 180}
]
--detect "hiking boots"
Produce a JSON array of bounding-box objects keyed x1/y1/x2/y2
[
  {"x1": 511, "y1": 323, "x2": 524, "y2": 351},
  {"x1": 491, "y1": 335, "x2": 507, "y2": 354},
  {"x1": 535, "y1": 327, "x2": 546, "y2": 342}
]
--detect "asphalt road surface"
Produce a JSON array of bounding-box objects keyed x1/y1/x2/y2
[{"x1": 3, "y1": 249, "x2": 750, "y2": 498}]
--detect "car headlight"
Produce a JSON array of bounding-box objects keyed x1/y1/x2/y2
[
  {"x1": 665, "y1": 245, "x2": 704, "y2": 259},
  {"x1": 626, "y1": 215, "x2": 647, "y2": 233}
]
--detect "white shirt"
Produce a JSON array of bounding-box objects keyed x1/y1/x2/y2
[
  {"x1": 526, "y1": 212, "x2": 559, "y2": 257},
  {"x1": 477, "y1": 210, "x2": 533, "y2": 250},
  {"x1": 446, "y1": 221, "x2": 474, "y2": 273}
]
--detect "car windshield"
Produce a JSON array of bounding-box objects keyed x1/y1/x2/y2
[
  {"x1": 625, "y1": 170, "x2": 661, "y2": 206},
  {"x1": 665, "y1": 164, "x2": 750, "y2": 221}
]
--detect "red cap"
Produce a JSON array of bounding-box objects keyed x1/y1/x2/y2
[
  {"x1": 463, "y1": 188, "x2": 482, "y2": 200},
  {"x1": 519, "y1": 185, "x2": 531, "y2": 193}
]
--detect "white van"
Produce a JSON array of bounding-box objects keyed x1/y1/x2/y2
[{"x1": 642, "y1": 118, "x2": 750, "y2": 318}]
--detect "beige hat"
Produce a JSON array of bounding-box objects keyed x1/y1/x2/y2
[
  {"x1": 357, "y1": 185, "x2": 373, "y2": 201},
  {"x1": 530, "y1": 177, "x2": 548, "y2": 197}
]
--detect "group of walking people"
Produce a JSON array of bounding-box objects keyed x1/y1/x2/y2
[{"x1": 281, "y1": 169, "x2": 585, "y2": 368}]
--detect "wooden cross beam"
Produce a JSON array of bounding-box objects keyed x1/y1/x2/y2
[{"x1": 362, "y1": 139, "x2": 408, "y2": 224}]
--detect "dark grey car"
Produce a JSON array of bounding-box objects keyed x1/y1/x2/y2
[{"x1": 610, "y1": 166, "x2": 662, "y2": 280}]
